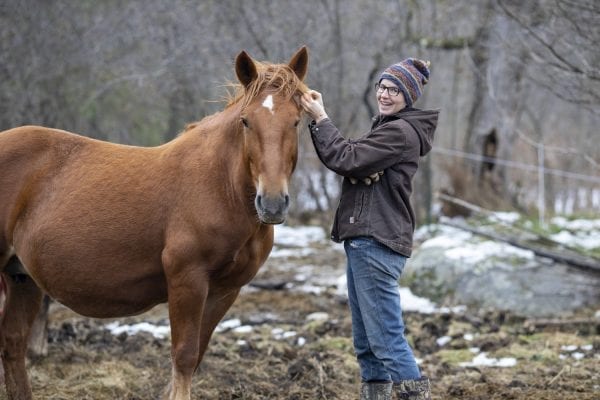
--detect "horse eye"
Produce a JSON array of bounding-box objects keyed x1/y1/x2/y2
[{"x1": 241, "y1": 117, "x2": 249, "y2": 128}]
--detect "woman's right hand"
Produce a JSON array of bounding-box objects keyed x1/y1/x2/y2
[{"x1": 301, "y1": 90, "x2": 328, "y2": 122}]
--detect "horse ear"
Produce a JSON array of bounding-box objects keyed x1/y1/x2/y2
[
  {"x1": 288, "y1": 46, "x2": 308, "y2": 81},
  {"x1": 235, "y1": 50, "x2": 258, "y2": 87}
]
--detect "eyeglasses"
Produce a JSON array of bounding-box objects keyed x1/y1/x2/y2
[{"x1": 375, "y1": 83, "x2": 401, "y2": 97}]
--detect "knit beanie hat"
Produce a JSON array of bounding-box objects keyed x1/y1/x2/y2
[{"x1": 379, "y1": 58, "x2": 431, "y2": 107}]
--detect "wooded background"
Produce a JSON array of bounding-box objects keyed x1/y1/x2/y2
[{"x1": 1, "y1": 0, "x2": 598, "y2": 225}]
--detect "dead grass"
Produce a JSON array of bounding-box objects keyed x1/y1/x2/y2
[
  {"x1": 1, "y1": 291, "x2": 597, "y2": 400},
  {"x1": 1, "y1": 246, "x2": 598, "y2": 400}
]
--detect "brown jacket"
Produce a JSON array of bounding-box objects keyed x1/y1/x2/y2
[{"x1": 309, "y1": 108, "x2": 439, "y2": 256}]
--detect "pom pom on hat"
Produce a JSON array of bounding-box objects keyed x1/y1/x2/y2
[{"x1": 379, "y1": 58, "x2": 431, "y2": 107}]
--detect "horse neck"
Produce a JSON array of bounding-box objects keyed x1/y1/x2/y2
[{"x1": 166, "y1": 105, "x2": 256, "y2": 211}]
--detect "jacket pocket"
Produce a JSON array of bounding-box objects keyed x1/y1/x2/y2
[{"x1": 350, "y1": 192, "x2": 366, "y2": 224}]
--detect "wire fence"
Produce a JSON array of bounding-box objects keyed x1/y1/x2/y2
[
  {"x1": 432, "y1": 146, "x2": 600, "y2": 224},
  {"x1": 432, "y1": 147, "x2": 600, "y2": 184},
  {"x1": 297, "y1": 143, "x2": 599, "y2": 222}
]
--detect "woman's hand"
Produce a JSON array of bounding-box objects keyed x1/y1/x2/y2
[
  {"x1": 349, "y1": 171, "x2": 384, "y2": 185},
  {"x1": 301, "y1": 90, "x2": 329, "y2": 122}
]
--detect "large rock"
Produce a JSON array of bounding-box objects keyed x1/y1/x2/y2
[{"x1": 403, "y1": 225, "x2": 600, "y2": 317}]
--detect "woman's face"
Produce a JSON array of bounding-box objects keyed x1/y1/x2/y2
[{"x1": 376, "y1": 79, "x2": 407, "y2": 115}]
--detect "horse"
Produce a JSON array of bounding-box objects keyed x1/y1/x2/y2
[{"x1": 0, "y1": 46, "x2": 309, "y2": 400}]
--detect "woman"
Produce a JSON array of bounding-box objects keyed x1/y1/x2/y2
[{"x1": 301, "y1": 58, "x2": 438, "y2": 400}]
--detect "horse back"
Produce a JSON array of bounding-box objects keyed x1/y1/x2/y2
[
  {"x1": 0, "y1": 126, "x2": 173, "y2": 315},
  {"x1": 0, "y1": 126, "x2": 168, "y2": 258},
  {"x1": 0, "y1": 126, "x2": 83, "y2": 243}
]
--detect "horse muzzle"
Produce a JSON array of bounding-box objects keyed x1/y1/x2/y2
[{"x1": 255, "y1": 193, "x2": 290, "y2": 224}]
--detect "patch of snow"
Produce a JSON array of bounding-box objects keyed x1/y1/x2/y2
[
  {"x1": 400, "y1": 287, "x2": 439, "y2": 314},
  {"x1": 232, "y1": 325, "x2": 253, "y2": 334},
  {"x1": 490, "y1": 212, "x2": 521, "y2": 224},
  {"x1": 335, "y1": 274, "x2": 347, "y2": 297},
  {"x1": 444, "y1": 240, "x2": 535, "y2": 264},
  {"x1": 273, "y1": 225, "x2": 325, "y2": 247},
  {"x1": 332, "y1": 242, "x2": 345, "y2": 253},
  {"x1": 436, "y1": 336, "x2": 451, "y2": 346},
  {"x1": 551, "y1": 217, "x2": 600, "y2": 231},
  {"x1": 297, "y1": 283, "x2": 326, "y2": 295},
  {"x1": 550, "y1": 230, "x2": 600, "y2": 250},
  {"x1": 271, "y1": 327, "x2": 297, "y2": 340},
  {"x1": 306, "y1": 312, "x2": 329, "y2": 322},
  {"x1": 105, "y1": 321, "x2": 170, "y2": 339},
  {"x1": 270, "y1": 247, "x2": 316, "y2": 258},
  {"x1": 459, "y1": 352, "x2": 517, "y2": 368},
  {"x1": 294, "y1": 273, "x2": 308, "y2": 282},
  {"x1": 550, "y1": 217, "x2": 600, "y2": 250},
  {"x1": 560, "y1": 344, "x2": 593, "y2": 360},
  {"x1": 271, "y1": 327, "x2": 284, "y2": 336},
  {"x1": 438, "y1": 305, "x2": 468, "y2": 314},
  {"x1": 215, "y1": 318, "x2": 241, "y2": 333},
  {"x1": 561, "y1": 345, "x2": 578, "y2": 352},
  {"x1": 419, "y1": 228, "x2": 472, "y2": 249}
]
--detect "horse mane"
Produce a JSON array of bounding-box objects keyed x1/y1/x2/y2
[
  {"x1": 225, "y1": 61, "x2": 308, "y2": 110},
  {"x1": 182, "y1": 61, "x2": 308, "y2": 134}
]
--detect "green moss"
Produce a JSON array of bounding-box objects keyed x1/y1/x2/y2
[
  {"x1": 401, "y1": 268, "x2": 451, "y2": 303},
  {"x1": 517, "y1": 333, "x2": 546, "y2": 344},
  {"x1": 496, "y1": 343, "x2": 559, "y2": 364},
  {"x1": 310, "y1": 336, "x2": 354, "y2": 355},
  {"x1": 447, "y1": 321, "x2": 473, "y2": 337},
  {"x1": 437, "y1": 349, "x2": 475, "y2": 365}
]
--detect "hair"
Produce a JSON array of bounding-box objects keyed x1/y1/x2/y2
[
  {"x1": 181, "y1": 62, "x2": 308, "y2": 135},
  {"x1": 225, "y1": 62, "x2": 308, "y2": 110}
]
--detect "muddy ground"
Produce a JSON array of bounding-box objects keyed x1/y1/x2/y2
[{"x1": 1, "y1": 232, "x2": 598, "y2": 399}]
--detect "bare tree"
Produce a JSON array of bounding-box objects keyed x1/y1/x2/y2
[
  {"x1": 496, "y1": 0, "x2": 600, "y2": 114},
  {"x1": 1, "y1": 0, "x2": 598, "y2": 221}
]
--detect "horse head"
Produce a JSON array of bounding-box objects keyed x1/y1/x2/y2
[{"x1": 235, "y1": 46, "x2": 308, "y2": 224}]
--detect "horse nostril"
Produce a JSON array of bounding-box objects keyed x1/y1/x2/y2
[{"x1": 284, "y1": 194, "x2": 290, "y2": 208}]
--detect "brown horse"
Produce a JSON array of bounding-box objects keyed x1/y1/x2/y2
[{"x1": 0, "y1": 46, "x2": 309, "y2": 400}]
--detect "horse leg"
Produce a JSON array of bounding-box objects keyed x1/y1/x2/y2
[
  {"x1": 164, "y1": 282, "x2": 240, "y2": 400},
  {"x1": 27, "y1": 295, "x2": 50, "y2": 359},
  {"x1": 195, "y1": 288, "x2": 240, "y2": 367},
  {"x1": 163, "y1": 276, "x2": 209, "y2": 400},
  {"x1": 0, "y1": 275, "x2": 5, "y2": 388},
  {"x1": 0, "y1": 272, "x2": 44, "y2": 400}
]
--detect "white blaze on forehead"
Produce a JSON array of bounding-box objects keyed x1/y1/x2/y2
[{"x1": 262, "y1": 95, "x2": 275, "y2": 114}]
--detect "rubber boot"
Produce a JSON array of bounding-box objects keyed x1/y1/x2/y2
[
  {"x1": 393, "y1": 376, "x2": 431, "y2": 400},
  {"x1": 360, "y1": 381, "x2": 393, "y2": 400}
]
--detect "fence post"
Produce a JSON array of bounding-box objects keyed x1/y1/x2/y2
[{"x1": 538, "y1": 143, "x2": 545, "y2": 228}]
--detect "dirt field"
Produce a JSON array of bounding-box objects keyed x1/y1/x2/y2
[{"x1": 1, "y1": 230, "x2": 598, "y2": 399}]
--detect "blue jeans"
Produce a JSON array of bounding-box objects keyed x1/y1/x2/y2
[{"x1": 344, "y1": 237, "x2": 421, "y2": 383}]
